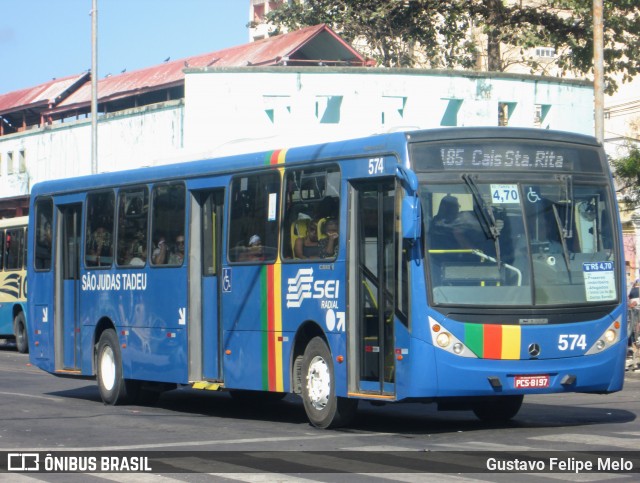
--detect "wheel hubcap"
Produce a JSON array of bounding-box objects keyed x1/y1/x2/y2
[
  {"x1": 100, "y1": 346, "x2": 116, "y2": 391},
  {"x1": 307, "y1": 355, "x2": 330, "y2": 410}
]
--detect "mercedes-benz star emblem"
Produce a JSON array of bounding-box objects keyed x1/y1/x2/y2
[{"x1": 528, "y1": 343, "x2": 541, "y2": 357}]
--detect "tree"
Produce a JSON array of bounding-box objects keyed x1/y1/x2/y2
[
  {"x1": 266, "y1": 0, "x2": 640, "y2": 94},
  {"x1": 611, "y1": 145, "x2": 640, "y2": 212},
  {"x1": 472, "y1": 0, "x2": 640, "y2": 94},
  {"x1": 266, "y1": 0, "x2": 477, "y2": 69}
]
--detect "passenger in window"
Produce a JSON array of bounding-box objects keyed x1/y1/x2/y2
[
  {"x1": 87, "y1": 226, "x2": 112, "y2": 265},
  {"x1": 129, "y1": 245, "x2": 147, "y2": 267},
  {"x1": 152, "y1": 235, "x2": 168, "y2": 265},
  {"x1": 168, "y1": 235, "x2": 185, "y2": 265},
  {"x1": 294, "y1": 220, "x2": 321, "y2": 259},
  {"x1": 319, "y1": 217, "x2": 339, "y2": 258},
  {"x1": 239, "y1": 234, "x2": 265, "y2": 262},
  {"x1": 429, "y1": 195, "x2": 475, "y2": 249}
]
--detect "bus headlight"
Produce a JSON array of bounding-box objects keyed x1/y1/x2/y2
[
  {"x1": 429, "y1": 317, "x2": 477, "y2": 358},
  {"x1": 604, "y1": 329, "x2": 616, "y2": 343},
  {"x1": 585, "y1": 318, "x2": 621, "y2": 355},
  {"x1": 436, "y1": 332, "x2": 451, "y2": 348}
]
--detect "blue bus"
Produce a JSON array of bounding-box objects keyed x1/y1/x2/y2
[
  {"x1": 0, "y1": 216, "x2": 29, "y2": 353},
  {"x1": 27, "y1": 127, "x2": 626, "y2": 428}
]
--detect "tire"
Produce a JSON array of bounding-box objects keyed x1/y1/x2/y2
[
  {"x1": 96, "y1": 329, "x2": 135, "y2": 405},
  {"x1": 13, "y1": 312, "x2": 29, "y2": 354},
  {"x1": 472, "y1": 395, "x2": 524, "y2": 422},
  {"x1": 301, "y1": 337, "x2": 357, "y2": 429}
]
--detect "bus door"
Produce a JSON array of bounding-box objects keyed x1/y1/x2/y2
[
  {"x1": 55, "y1": 203, "x2": 83, "y2": 371},
  {"x1": 349, "y1": 180, "x2": 397, "y2": 395},
  {"x1": 188, "y1": 189, "x2": 224, "y2": 381}
]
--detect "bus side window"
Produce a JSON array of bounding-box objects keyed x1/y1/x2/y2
[
  {"x1": 151, "y1": 183, "x2": 186, "y2": 266},
  {"x1": 6, "y1": 228, "x2": 25, "y2": 270},
  {"x1": 282, "y1": 166, "x2": 341, "y2": 260},
  {"x1": 116, "y1": 188, "x2": 149, "y2": 267},
  {"x1": 228, "y1": 172, "x2": 280, "y2": 263},
  {"x1": 0, "y1": 230, "x2": 4, "y2": 269},
  {"x1": 23, "y1": 228, "x2": 27, "y2": 270},
  {"x1": 34, "y1": 199, "x2": 53, "y2": 271},
  {"x1": 85, "y1": 191, "x2": 115, "y2": 268}
]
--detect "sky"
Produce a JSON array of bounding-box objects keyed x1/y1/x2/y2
[{"x1": 0, "y1": 0, "x2": 250, "y2": 94}]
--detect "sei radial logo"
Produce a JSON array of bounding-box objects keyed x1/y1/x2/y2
[
  {"x1": 286, "y1": 268, "x2": 314, "y2": 308},
  {"x1": 286, "y1": 268, "x2": 340, "y2": 309},
  {"x1": 286, "y1": 268, "x2": 344, "y2": 332}
]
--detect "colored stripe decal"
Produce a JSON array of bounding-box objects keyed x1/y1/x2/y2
[
  {"x1": 464, "y1": 324, "x2": 521, "y2": 359},
  {"x1": 465, "y1": 324, "x2": 484, "y2": 357},
  {"x1": 258, "y1": 160, "x2": 285, "y2": 391},
  {"x1": 483, "y1": 324, "x2": 502, "y2": 359},
  {"x1": 267, "y1": 264, "x2": 276, "y2": 390},
  {"x1": 266, "y1": 148, "x2": 288, "y2": 165},
  {"x1": 273, "y1": 261, "x2": 283, "y2": 391},
  {"x1": 501, "y1": 325, "x2": 521, "y2": 360},
  {"x1": 261, "y1": 263, "x2": 284, "y2": 392},
  {"x1": 260, "y1": 267, "x2": 269, "y2": 390}
]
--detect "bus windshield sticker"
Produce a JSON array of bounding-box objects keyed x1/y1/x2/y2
[
  {"x1": 268, "y1": 193, "x2": 277, "y2": 221},
  {"x1": 490, "y1": 184, "x2": 520, "y2": 204},
  {"x1": 582, "y1": 262, "x2": 616, "y2": 301}
]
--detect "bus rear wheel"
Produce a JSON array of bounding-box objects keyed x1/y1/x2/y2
[
  {"x1": 14, "y1": 312, "x2": 28, "y2": 354},
  {"x1": 472, "y1": 395, "x2": 524, "y2": 422},
  {"x1": 96, "y1": 329, "x2": 136, "y2": 405},
  {"x1": 301, "y1": 337, "x2": 357, "y2": 429}
]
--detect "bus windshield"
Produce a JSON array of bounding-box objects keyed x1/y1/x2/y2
[{"x1": 421, "y1": 180, "x2": 617, "y2": 307}]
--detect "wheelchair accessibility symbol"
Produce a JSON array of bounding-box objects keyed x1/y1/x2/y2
[
  {"x1": 527, "y1": 187, "x2": 541, "y2": 203},
  {"x1": 222, "y1": 268, "x2": 232, "y2": 293}
]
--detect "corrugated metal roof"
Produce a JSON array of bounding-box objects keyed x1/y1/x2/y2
[
  {"x1": 53, "y1": 24, "x2": 365, "y2": 112},
  {"x1": 0, "y1": 72, "x2": 89, "y2": 116}
]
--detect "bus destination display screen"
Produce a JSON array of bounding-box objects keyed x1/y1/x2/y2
[{"x1": 410, "y1": 141, "x2": 603, "y2": 173}]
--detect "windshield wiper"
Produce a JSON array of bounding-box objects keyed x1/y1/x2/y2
[
  {"x1": 552, "y1": 203, "x2": 573, "y2": 282},
  {"x1": 461, "y1": 174, "x2": 500, "y2": 240},
  {"x1": 557, "y1": 174, "x2": 573, "y2": 239},
  {"x1": 461, "y1": 173, "x2": 502, "y2": 267}
]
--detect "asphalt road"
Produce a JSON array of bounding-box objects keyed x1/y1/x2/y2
[{"x1": 0, "y1": 340, "x2": 638, "y2": 481}]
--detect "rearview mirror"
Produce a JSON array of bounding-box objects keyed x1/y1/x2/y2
[
  {"x1": 402, "y1": 194, "x2": 421, "y2": 241},
  {"x1": 397, "y1": 166, "x2": 421, "y2": 241}
]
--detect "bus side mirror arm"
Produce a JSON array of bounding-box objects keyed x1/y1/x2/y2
[{"x1": 397, "y1": 166, "x2": 421, "y2": 242}]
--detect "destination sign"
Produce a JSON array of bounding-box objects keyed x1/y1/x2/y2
[
  {"x1": 440, "y1": 147, "x2": 566, "y2": 169},
  {"x1": 410, "y1": 141, "x2": 603, "y2": 173}
]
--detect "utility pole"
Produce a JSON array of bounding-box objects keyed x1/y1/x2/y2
[
  {"x1": 91, "y1": 0, "x2": 98, "y2": 174},
  {"x1": 593, "y1": 0, "x2": 604, "y2": 144}
]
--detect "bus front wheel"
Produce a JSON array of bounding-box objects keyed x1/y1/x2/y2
[
  {"x1": 14, "y1": 312, "x2": 28, "y2": 354},
  {"x1": 301, "y1": 337, "x2": 357, "y2": 429},
  {"x1": 96, "y1": 329, "x2": 135, "y2": 405},
  {"x1": 472, "y1": 395, "x2": 523, "y2": 422}
]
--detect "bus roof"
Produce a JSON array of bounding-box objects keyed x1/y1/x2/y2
[
  {"x1": 0, "y1": 216, "x2": 28, "y2": 229},
  {"x1": 406, "y1": 126, "x2": 599, "y2": 146},
  {"x1": 29, "y1": 127, "x2": 600, "y2": 198}
]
